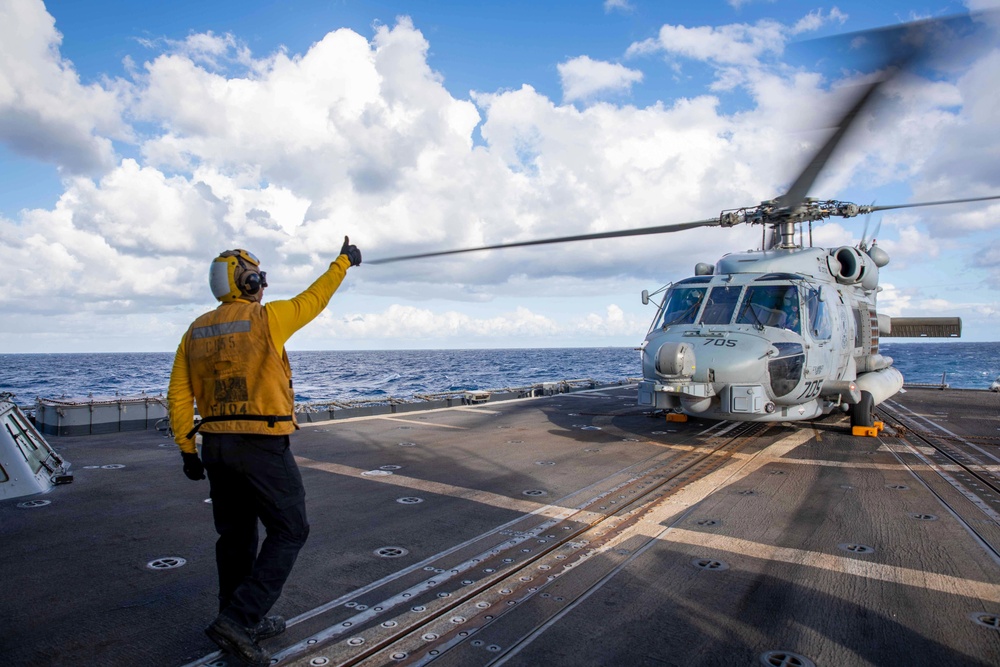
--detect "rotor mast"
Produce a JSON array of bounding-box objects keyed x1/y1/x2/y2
[{"x1": 777, "y1": 221, "x2": 798, "y2": 249}]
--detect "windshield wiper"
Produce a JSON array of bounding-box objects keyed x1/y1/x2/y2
[{"x1": 738, "y1": 299, "x2": 764, "y2": 328}]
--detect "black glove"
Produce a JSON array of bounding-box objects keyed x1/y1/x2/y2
[
  {"x1": 181, "y1": 452, "x2": 205, "y2": 481},
  {"x1": 340, "y1": 235, "x2": 362, "y2": 267}
]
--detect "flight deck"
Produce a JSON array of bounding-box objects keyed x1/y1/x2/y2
[{"x1": 2, "y1": 385, "x2": 999, "y2": 666}]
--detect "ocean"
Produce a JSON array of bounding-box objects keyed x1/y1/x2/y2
[{"x1": 1, "y1": 342, "x2": 998, "y2": 409}]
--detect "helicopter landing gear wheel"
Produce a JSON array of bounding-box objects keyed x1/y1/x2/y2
[{"x1": 850, "y1": 390, "x2": 875, "y2": 429}]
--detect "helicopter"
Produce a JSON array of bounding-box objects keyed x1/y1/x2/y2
[{"x1": 368, "y1": 14, "x2": 1000, "y2": 435}]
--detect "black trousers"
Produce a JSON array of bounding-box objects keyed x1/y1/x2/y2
[{"x1": 201, "y1": 433, "x2": 310, "y2": 628}]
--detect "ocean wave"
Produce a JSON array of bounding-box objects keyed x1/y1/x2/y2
[{"x1": 1, "y1": 343, "x2": 998, "y2": 409}]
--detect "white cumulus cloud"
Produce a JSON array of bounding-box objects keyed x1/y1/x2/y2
[
  {"x1": 0, "y1": 3, "x2": 998, "y2": 348},
  {"x1": 0, "y1": 0, "x2": 130, "y2": 174},
  {"x1": 558, "y1": 56, "x2": 643, "y2": 102}
]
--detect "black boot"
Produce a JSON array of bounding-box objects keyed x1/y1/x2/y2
[
  {"x1": 205, "y1": 615, "x2": 271, "y2": 667},
  {"x1": 253, "y1": 615, "x2": 287, "y2": 641}
]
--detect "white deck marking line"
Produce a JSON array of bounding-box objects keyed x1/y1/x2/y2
[
  {"x1": 187, "y1": 455, "x2": 621, "y2": 667},
  {"x1": 378, "y1": 416, "x2": 468, "y2": 429},
  {"x1": 296, "y1": 456, "x2": 544, "y2": 514},
  {"x1": 263, "y1": 449, "x2": 694, "y2": 664},
  {"x1": 777, "y1": 458, "x2": 970, "y2": 472},
  {"x1": 697, "y1": 420, "x2": 743, "y2": 437},
  {"x1": 638, "y1": 426, "x2": 1000, "y2": 594},
  {"x1": 643, "y1": 442, "x2": 699, "y2": 452},
  {"x1": 508, "y1": 519, "x2": 1000, "y2": 667},
  {"x1": 454, "y1": 406, "x2": 504, "y2": 414},
  {"x1": 661, "y1": 528, "x2": 1000, "y2": 602}
]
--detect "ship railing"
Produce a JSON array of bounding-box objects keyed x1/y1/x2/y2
[
  {"x1": 33, "y1": 393, "x2": 169, "y2": 436},
  {"x1": 294, "y1": 378, "x2": 631, "y2": 416},
  {"x1": 903, "y1": 372, "x2": 950, "y2": 390},
  {"x1": 30, "y1": 379, "x2": 639, "y2": 434},
  {"x1": 296, "y1": 396, "x2": 414, "y2": 412}
]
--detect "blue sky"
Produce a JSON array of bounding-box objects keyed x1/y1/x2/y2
[{"x1": 1, "y1": 0, "x2": 998, "y2": 353}]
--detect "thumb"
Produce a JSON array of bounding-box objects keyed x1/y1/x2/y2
[{"x1": 343, "y1": 235, "x2": 349, "y2": 246}]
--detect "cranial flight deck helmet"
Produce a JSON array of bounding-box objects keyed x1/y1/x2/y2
[{"x1": 210, "y1": 249, "x2": 268, "y2": 302}]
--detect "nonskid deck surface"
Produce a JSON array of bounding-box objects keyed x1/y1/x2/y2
[{"x1": 2, "y1": 386, "x2": 999, "y2": 666}]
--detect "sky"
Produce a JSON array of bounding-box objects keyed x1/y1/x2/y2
[{"x1": 1, "y1": 0, "x2": 999, "y2": 353}]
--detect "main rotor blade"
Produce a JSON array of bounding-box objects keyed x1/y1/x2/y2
[
  {"x1": 865, "y1": 194, "x2": 1000, "y2": 213},
  {"x1": 367, "y1": 218, "x2": 720, "y2": 265},
  {"x1": 776, "y1": 80, "x2": 882, "y2": 213},
  {"x1": 778, "y1": 12, "x2": 979, "y2": 213}
]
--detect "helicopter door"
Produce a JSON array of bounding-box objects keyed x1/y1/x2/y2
[
  {"x1": 817, "y1": 285, "x2": 851, "y2": 380},
  {"x1": 804, "y1": 287, "x2": 833, "y2": 341}
]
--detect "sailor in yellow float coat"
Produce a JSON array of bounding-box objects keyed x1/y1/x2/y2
[
  {"x1": 168, "y1": 252, "x2": 353, "y2": 451},
  {"x1": 167, "y1": 238, "x2": 361, "y2": 667}
]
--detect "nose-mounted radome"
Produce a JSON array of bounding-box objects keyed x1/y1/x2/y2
[{"x1": 655, "y1": 342, "x2": 695, "y2": 377}]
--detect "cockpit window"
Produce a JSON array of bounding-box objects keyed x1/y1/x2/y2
[
  {"x1": 698, "y1": 286, "x2": 742, "y2": 325},
  {"x1": 735, "y1": 285, "x2": 801, "y2": 334},
  {"x1": 805, "y1": 287, "x2": 833, "y2": 340},
  {"x1": 658, "y1": 287, "x2": 707, "y2": 327}
]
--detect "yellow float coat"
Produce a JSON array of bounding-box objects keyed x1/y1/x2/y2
[{"x1": 168, "y1": 255, "x2": 351, "y2": 453}]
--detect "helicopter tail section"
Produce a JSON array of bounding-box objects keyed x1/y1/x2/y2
[{"x1": 881, "y1": 317, "x2": 962, "y2": 338}]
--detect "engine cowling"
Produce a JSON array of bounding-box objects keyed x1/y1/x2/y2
[{"x1": 829, "y1": 246, "x2": 879, "y2": 291}]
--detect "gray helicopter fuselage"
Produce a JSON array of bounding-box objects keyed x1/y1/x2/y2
[{"x1": 637, "y1": 245, "x2": 901, "y2": 422}]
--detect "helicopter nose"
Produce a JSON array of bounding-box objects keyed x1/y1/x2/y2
[
  {"x1": 641, "y1": 331, "x2": 808, "y2": 418},
  {"x1": 688, "y1": 335, "x2": 774, "y2": 385}
]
